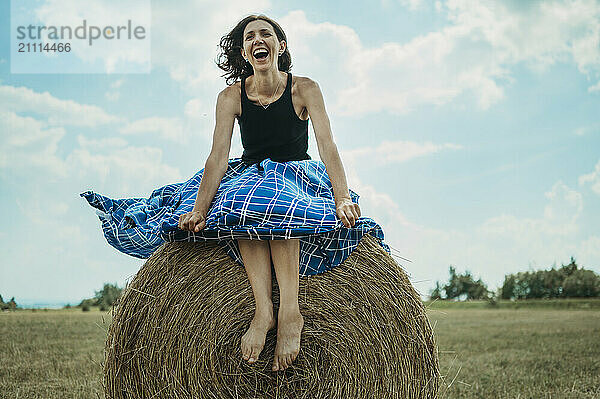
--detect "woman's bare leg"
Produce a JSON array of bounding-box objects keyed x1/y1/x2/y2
[
  {"x1": 269, "y1": 238, "x2": 304, "y2": 371},
  {"x1": 237, "y1": 239, "x2": 276, "y2": 363}
]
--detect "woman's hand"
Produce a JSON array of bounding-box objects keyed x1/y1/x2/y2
[
  {"x1": 178, "y1": 210, "x2": 207, "y2": 232},
  {"x1": 335, "y1": 197, "x2": 361, "y2": 228}
]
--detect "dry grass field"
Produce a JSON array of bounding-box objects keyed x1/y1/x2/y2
[
  {"x1": 428, "y1": 305, "x2": 600, "y2": 398},
  {"x1": 0, "y1": 302, "x2": 598, "y2": 398},
  {"x1": 0, "y1": 308, "x2": 106, "y2": 399}
]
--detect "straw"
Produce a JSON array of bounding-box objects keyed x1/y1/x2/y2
[{"x1": 103, "y1": 234, "x2": 440, "y2": 398}]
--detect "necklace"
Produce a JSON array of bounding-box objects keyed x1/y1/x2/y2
[{"x1": 254, "y1": 74, "x2": 282, "y2": 110}]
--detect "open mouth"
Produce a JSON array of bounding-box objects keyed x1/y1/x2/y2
[{"x1": 253, "y1": 49, "x2": 269, "y2": 61}]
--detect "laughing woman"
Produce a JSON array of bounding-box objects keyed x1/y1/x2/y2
[{"x1": 82, "y1": 14, "x2": 390, "y2": 372}]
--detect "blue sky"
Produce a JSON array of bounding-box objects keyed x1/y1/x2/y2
[{"x1": 1, "y1": 0, "x2": 599, "y2": 305}]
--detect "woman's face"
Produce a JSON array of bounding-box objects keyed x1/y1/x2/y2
[{"x1": 241, "y1": 19, "x2": 286, "y2": 73}]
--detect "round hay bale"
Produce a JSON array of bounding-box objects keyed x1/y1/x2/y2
[{"x1": 104, "y1": 234, "x2": 440, "y2": 398}]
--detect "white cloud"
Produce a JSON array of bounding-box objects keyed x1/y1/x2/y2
[
  {"x1": 573, "y1": 123, "x2": 600, "y2": 136},
  {"x1": 119, "y1": 117, "x2": 186, "y2": 142},
  {"x1": 464, "y1": 180, "x2": 594, "y2": 283},
  {"x1": 341, "y1": 153, "x2": 423, "y2": 259},
  {"x1": 105, "y1": 91, "x2": 120, "y2": 101},
  {"x1": 341, "y1": 140, "x2": 462, "y2": 165},
  {"x1": 588, "y1": 81, "x2": 600, "y2": 93},
  {"x1": 481, "y1": 181, "x2": 582, "y2": 238},
  {"x1": 9, "y1": 195, "x2": 143, "y2": 303},
  {"x1": 4, "y1": 0, "x2": 599, "y2": 303},
  {"x1": 149, "y1": 0, "x2": 270, "y2": 92},
  {"x1": 0, "y1": 87, "x2": 182, "y2": 193},
  {"x1": 183, "y1": 98, "x2": 216, "y2": 144},
  {"x1": 77, "y1": 135, "x2": 128, "y2": 149},
  {"x1": 110, "y1": 79, "x2": 125, "y2": 89},
  {"x1": 35, "y1": 0, "x2": 150, "y2": 73},
  {"x1": 67, "y1": 146, "x2": 182, "y2": 195},
  {"x1": 579, "y1": 236, "x2": 600, "y2": 262},
  {"x1": 278, "y1": 0, "x2": 600, "y2": 116},
  {"x1": 105, "y1": 79, "x2": 125, "y2": 101},
  {"x1": 0, "y1": 83, "x2": 190, "y2": 146},
  {"x1": 543, "y1": 181, "x2": 583, "y2": 228},
  {"x1": 0, "y1": 114, "x2": 181, "y2": 193},
  {"x1": 341, "y1": 144, "x2": 598, "y2": 296},
  {"x1": 49, "y1": 0, "x2": 599, "y2": 119},
  {"x1": 184, "y1": 98, "x2": 210, "y2": 119},
  {"x1": 0, "y1": 111, "x2": 67, "y2": 177},
  {"x1": 0, "y1": 87, "x2": 181, "y2": 302},
  {"x1": 0, "y1": 85, "x2": 119, "y2": 127},
  {"x1": 35, "y1": 0, "x2": 597, "y2": 119},
  {"x1": 399, "y1": 0, "x2": 425, "y2": 11},
  {"x1": 578, "y1": 159, "x2": 600, "y2": 196}
]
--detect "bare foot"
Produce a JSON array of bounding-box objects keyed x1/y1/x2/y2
[
  {"x1": 272, "y1": 305, "x2": 304, "y2": 371},
  {"x1": 241, "y1": 306, "x2": 275, "y2": 364}
]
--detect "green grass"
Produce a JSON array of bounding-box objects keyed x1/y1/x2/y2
[
  {"x1": 0, "y1": 304, "x2": 598, "y2": 398},
  {"x1": 425, "y1": 298, "x2": 600, "y2": 310}
]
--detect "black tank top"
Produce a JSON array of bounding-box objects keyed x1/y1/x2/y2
[{"x1": 238, "y1": 72, "x2": 311, "y2": 165}]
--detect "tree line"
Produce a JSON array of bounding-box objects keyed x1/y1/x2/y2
[
  {"x1": 77, "y1": 283, "x2": 123, "y2": 311},
  {"x1": 0, "y1": 295, "x2": 17, "y2": 310},
  {"x1": 430, "y1": 257, "x2": 600, "y2": 300},
  {"x1": 0, "y1": 283, "x2": 122, "y2": 311}
]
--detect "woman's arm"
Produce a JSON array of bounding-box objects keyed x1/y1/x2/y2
[
  {"x1": 179, "y1": 86, "x2": 238, "y2": 232},
  {"x1": 300, "y1": 78, "x2": 361, "y2": 228}
]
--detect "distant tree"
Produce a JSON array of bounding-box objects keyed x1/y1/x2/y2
[
  {"x1": 500, "y1": 257, "x2": 600, "y2": 299},
  {"x1": 429, "y1": 281, "x2": 443, "y2": 300},
  {"x1": 0, "y1": 295, "x2": 17, "y2": 311},
  {"x1": 500, "y1": 275, "x2": 516, "y2": 300},
  {"x1": 466, "y1": 276, "x2": 489, "y2": 300},
  {"x1": 78, "y1": 298, "x2": 96, "y2": 307},
  {"x1": 509, "y1": 272, "x2": 530, "y2": 299},
  {"x1": 94, "y1": 283, "x2": 122, "y2": 308},
  {"x1": 563, "y1": 270, "x2": 600, "y2": 297},
  {"x1": 78, "y1": 283, "x2": 123, "y2": 310},
  {"x1": 561, "y1": 257, "x2": 578, "y2": 277},
  {"x1": 443, "y1": 266, "x2": 462, "y2": 299},
  {"x1": 544, "y1": 268, "x2": 564, "y2": 297},
  {"x1": 433, "y1": 266, "x2": 490, "y2": 301}
]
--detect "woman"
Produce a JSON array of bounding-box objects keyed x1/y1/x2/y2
[
  {"x1": 81, "y1": 14, "x2": 390, "y2": 372},
  {"x1": 180, "y1": 14, "x2": 362, "y2": 372}
]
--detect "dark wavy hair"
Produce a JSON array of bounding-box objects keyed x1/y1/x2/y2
[{"x1": 216, "y1": 15, "x2": 292, "y2": 86}]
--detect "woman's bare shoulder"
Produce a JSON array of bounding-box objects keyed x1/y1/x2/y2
[
  {"x1": 216, "y1": 82, "x2": 242, "y2": 112},
  {"x1": 213, "y1": 82, "x2": 242, "y2": 118},
  {"x1": 292, "y1": 75, "x2": 321, "y2": 106},
  {"x1": 292, "y1": 74, "x2": 318, "y2": 90},
  {"x1": 219, "y1": 81, "x2": 241, "y2": 100},
  {"x1": 292, "y1": 75, "x2": 320, "y2": 104}
]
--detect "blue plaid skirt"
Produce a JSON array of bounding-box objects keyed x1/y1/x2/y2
[{"x1": 81, "y1": 157, "x2": 390, "y2": 276}]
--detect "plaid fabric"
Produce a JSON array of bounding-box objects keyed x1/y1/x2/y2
[{"x1": 81, "y1": 157, "x2": 391, "y2": 276}]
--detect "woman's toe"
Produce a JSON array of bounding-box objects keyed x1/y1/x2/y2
[
  {"x1": 241, "y1": 342, "x2": 249, "y2": 360},
  {"x1": 248, "y1": 346, "x2": 260, "y2": 363}
]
